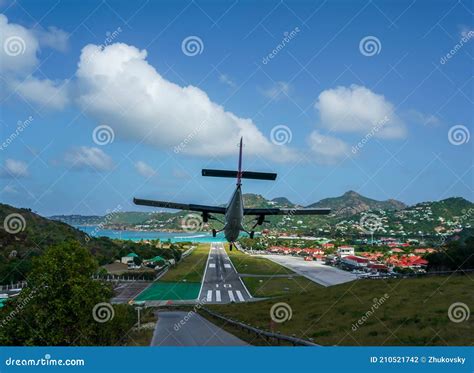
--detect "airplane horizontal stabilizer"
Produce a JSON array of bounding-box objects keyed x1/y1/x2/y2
[{"x1": 202, "y1": 169, "x2": 277, "y2": 181}]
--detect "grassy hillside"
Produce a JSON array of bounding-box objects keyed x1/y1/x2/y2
[
  {"x1": 210, "y1": 275, "x2": 474, "y2": 346},
  {"x1": 0, "y1": 203, "x2": 181, "y2": 283}
]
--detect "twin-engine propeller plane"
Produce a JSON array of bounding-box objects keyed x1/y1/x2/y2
[{"x1": 134, "y1": 138, "x2": 331, "y2": 250}]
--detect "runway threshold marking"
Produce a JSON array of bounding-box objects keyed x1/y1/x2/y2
[
  {"x1": 236, "y1": 290, "x2": 245, "y2": 302},
  {"x1": 216, "y1": 290, "x2": 221, "y2": 302},
  {"x1": 228, "y1": 290, "x2": 235, "y2": 302},
  {"x1": 206, "y1": 290, "x2": 212, "y2": 302}
]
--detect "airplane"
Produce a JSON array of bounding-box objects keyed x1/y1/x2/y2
[{"x1": 133, "y1": 138, "x2": 331, "y2": 250}]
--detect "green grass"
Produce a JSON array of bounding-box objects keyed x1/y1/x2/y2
[
  {"x1": 135, "y1": 282, "x2": 201, "y2": 301},
  {"x1": 243, "y1": 276, "x2": 321, "y2": 297},
  {"x1": 227, "y1": 247, "x2": 293, "y2": 275},
  {"x1": 210, "y1": 274, "x2": 474, "y2": 346},
  {"x1": 159, "y1": 244, "x2": 209, "y2": 283}
]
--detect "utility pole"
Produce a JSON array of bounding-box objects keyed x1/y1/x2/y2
[{"x1": 135, "y1": 306, "x2": 143, "y2": 329}]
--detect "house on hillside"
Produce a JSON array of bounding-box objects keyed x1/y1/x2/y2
[{"x1": 121, "y1": 253, "x2": 138, "y2": 264}]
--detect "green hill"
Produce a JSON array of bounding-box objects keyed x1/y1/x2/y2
[
  {"x1": 0, "y1": 203, "x2": 181, "y2": 283},
  {"x1": 308, "y1": 190, "x2": 406, "y2": 217}
]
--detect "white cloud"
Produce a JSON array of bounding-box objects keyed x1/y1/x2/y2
[
  {"x1": 35, "y1": 26, "x2": 69, "y2": 52},
  {"x1": 0, "y1": 14, "x2": 39, "y2": 74},
  {"x1": 1, "y1": 185, "x2": 18, "y2": 194},
  {"x1": 1, "y1": 159, "x2": 29, "y2": 178},
  {"x1": 261, "y1": 81, "x2": 291, "y2": 100},
  {"x1": 64, "y1": 146, "x2": 114, "y2": 171},
  {"x1": 135, "y1": 161, "x2": 156, "y2": 178},
  {"x1": 13, "y1": 77, "x2": 69, "y2": 110},
  {"x1": 218, "y1": 73, "x2": 236, "y2": 88},
  {"x1": 75, "y1": 43, "x2": 297, "y2": 162},
  {"x1": 0, "y1": 14, "x2": 69, "y2": 109},
  {"x1": 308, "y1": 131, "x2": 350, "y2": 164},
  {"x1": 315, "y1": 84, "x2": 406, "y2": 139},
  {"x1": 404, "y1": 110, "x2": 441, "y2": 127}
]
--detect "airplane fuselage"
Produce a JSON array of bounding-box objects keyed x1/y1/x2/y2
[{"x1": 224, "y1": 185, "x2": 244, "y2": 242}]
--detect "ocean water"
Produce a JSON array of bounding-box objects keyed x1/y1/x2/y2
[{"x1": 75, "y1": 226, "x2": 227, "y2": 243}]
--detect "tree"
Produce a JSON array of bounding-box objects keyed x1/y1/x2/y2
[{"x1": 0, "y1": 240, "x2": 135, "y2": 345}]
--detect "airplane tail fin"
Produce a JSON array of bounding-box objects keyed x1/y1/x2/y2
[{"x1": 202, "y1": 138, "x2": 277, "y2": 182}]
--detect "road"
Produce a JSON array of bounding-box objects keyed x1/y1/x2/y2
[
  {"x1": 264, "y1": 254, "x2": 357, "y2": 286},
  {"x1": 151, "y1": 311, "x2": 247, "y2": 346},
  {"x1": 198, "y1": 242, "x2": 252, "y2": 304}
]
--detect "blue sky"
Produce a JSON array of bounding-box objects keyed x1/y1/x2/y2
[{"x1": 0, "y1": 0, "x2": 472, "y2": 216}]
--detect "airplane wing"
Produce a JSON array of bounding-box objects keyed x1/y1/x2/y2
[
  {"x1": 243, "y1": 208, "x2": 331, "y2": 216},
  {"x1": 133, "y1": 198, "x2": 226, "y2": 214}
]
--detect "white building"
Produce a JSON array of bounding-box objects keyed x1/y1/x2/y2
[{"x1": 337, "y1": 246, "x2": 355, "y2": 257}]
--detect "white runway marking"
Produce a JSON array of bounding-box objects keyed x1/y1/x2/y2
[
  {"x1": 209, "y1": 263, "x2": 216, "y2": 268},
  {"x1": 206, "y1": 290, "x2": 212, "y2": 302},
  {"x1": 216, "y1": 284, "x2": 219, "y2": 288},
  {"x1": 236, "y1": 290, "x2": 244, "y2": 302},
  {"x1": 224, "y1": 284, "x2": 232, "y2": 288},
  {"x1": 216, "y1": 290, "x2": 221, "y2": 302},
  {"x1": 224, "y1": 264, "x2": 231, "y2": 269},
  {"x1": 228, "y1": 290, "x2": 235, "y2": 302}
]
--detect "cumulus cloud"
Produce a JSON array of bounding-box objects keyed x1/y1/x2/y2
[
  {"x1": 135, "y1": 161, "x2": 156, "y2": 178},
  {"x1": 0, "y1": 14, "x2": 69, "y2": 109},
  {"x1": 315, "y1": 84, "x2": 406, "y2": 139},
  {"x1": 1, "y1": 159, "x2": 29, "y2": 178},
  {"x1": 13, "y1": 77, "x2": 69, "y2": 110},
  {"x1": 64, "y1": 146, "x2": 114, "y2": 171},
  {"x1": 308, "y1": 131, "x2": 350, "y2": 164},
  {"x1": 75, "y1": 43, "x2": 298, "y2": 161},
  {"x1": 261, "y1": 81, "x2": 291, "y2": 100}
]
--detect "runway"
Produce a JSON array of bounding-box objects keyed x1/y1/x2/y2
[
  {"x1": 151, "y1": 311, "x2": 247, "y2": 346},
  {"x1": 198, "y1": 242, "x2": 252, "y2": 304}
]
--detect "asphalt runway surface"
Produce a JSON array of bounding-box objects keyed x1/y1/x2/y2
[
  {"x1": 198, "y1": 242, "x2": 252, "y2": 304},
  {"x1": 151, "y1": 311, "x2": 247, "y2": 346},
  {"x1": 264, "y1": 254, "x2": 357, "y2": 286}
]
